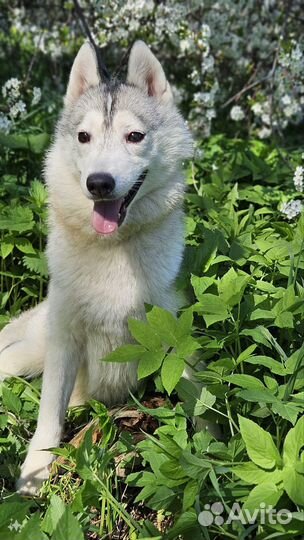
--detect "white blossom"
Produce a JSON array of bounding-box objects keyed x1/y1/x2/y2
[
  {"x1": 201, "y1": 23, "x2": 211, "y2": 40},
  {"x1": 293, "y1": 166, "x2": 304, "y2": 192},
  {"x1": 180, "y1": 37, "x2": 192, "y2": 53},
  {"x1": 201, "y1": 55, "x2": 215, "y2": 73},
  {"x1": 206, "y1": 108, "x2": 216, "y2": 120},
  {"x1": 252, "y1": 102, "x2": 263, "y2": 116},
  {"x1": 3, "y1": 0, "x2": 304, "y2": 137},
  {"x1": 0, "y1": 113, "x2": 12, "y2": 134},
  {"x1": 291, "y1": 44, "x2": 303, "y2": 62},
  {"x1": 281, "y1": 94, "x2": 292, "y2": 106},
  {"x1": 281, "y1": 200, "x2": 303, "y2": 219},
  {"x1": 9, "y1": 100, "x2": 27, "y2": 118},
  {"x1": 257, "y1": 126, "x2": 271, "y2": 139},
  {"x1": 261, "y1": 112, "x2": 271, "y2": 125},
  {"x1": 194, "y1": 92, "x2": 213, "y2": 105},
  {"x1": 47, "y1": 103, "x2": 55, "y2": 114},
  {"x1": 2, "y1": 77, "x2": 21, "y2": 102},
  {"x1": 31, "y1": 86, "x2": 41, "y2": 106},
  {"x1": 230, "y1": 105, "x2": 245, "y2": 121}
]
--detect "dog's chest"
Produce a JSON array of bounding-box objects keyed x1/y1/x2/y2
[
  {"x1": 48, "y1": 211, "x2": 184, "y2": 331},
  {"x1": 50, "y1": 238, "x2": 170, "y2": 325}
]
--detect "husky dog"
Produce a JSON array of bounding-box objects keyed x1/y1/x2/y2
[{"x1": 0, "y1": 41, "x2": 192, "y2": 494}]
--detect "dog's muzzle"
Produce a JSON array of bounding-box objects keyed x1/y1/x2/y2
[{"x1": 91, "y1": 169, "x2": 148, "y2": 235}]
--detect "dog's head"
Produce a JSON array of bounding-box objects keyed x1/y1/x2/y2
[{"x1": 48, "y1": 41, "x2": 192, "y2": 237}]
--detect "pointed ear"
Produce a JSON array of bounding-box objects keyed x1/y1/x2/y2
[
  {"x1": 127, "y1": 41, "x2": 173, "y2": 104},
  {"x1": 65, "y1": 42, "x2": 100, "y2": 106}
]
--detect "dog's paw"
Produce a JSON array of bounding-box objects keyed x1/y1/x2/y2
[
  {"x1": 16, "y1": 451, "x2": 53, "y2": 496},
  {"x1": 16, "y1": 473, "x2": 47, "y2": 496}
]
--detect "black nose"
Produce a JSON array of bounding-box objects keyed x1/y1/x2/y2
[{"x1": 86, "y1": 173, "x2": 115, "y2": 198}]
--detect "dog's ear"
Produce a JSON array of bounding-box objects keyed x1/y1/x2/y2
[
  {"x1": 127, "y1": 41, "x2": 173, "y2": 104},
  {"x1": 65, "y1": 42, "x2": 100, "y2": 106}
]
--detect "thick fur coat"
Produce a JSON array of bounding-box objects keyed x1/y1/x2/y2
[{"x1": 0, "y1": 41, "x2": 192, "y2": 494}]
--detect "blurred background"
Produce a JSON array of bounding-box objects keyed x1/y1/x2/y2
[{"x1": 1, "y1": 0, "x2": 303, "y2": 141}]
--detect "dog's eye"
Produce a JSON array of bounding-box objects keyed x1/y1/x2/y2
[
  {"x1": 126, "y1": 131, "x2": 145, "y2": 143},
  {"x1": 78, "y1": 131, "x2": 91, "y2": 143}
]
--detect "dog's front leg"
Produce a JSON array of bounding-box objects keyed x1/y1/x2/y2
[{"x1": 17, "y1": 315, "x2": 80, "y2": 495}]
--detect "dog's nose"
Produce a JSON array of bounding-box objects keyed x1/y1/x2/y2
[{"x1": 86, "y1": 173, "x2": 115, "y2": 198}]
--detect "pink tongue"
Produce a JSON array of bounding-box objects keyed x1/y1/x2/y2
[{"x1": 92, "y1": 198, "x2": 124, "y2": 235}]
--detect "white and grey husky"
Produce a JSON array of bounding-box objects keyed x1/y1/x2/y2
[{"x1": 0, "y1": 40, "x2": 192, "y2": 494}]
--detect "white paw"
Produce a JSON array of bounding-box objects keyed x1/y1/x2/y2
[{"x1": 16, "y1": 450, "x2": 53, "y2": 496}]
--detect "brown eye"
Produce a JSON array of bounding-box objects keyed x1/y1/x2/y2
[
  {"x1": 78, "y1": 131, "x2": 91, "y2": 143},
  {"x1": 126, "y1": 131, "x2": 145, "y2": 143}
]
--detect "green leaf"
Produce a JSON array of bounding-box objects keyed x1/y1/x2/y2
[
  {"x1": 243, "y1": 482, "x2": 283, "y2": 513},
  {"x1": 274, "y1": 311, "x2": 294, "y2": 328},
  {"x1": 51, "y1": 506, "x2": 84, "y2": 540},
  {"x1": 237, "y1": 388, "x2": 278, "y2": 403},
  {"x1": 233, "y1": 462, "x2": 283, "y2": 485},
  {"x1": 194, "y1": 387, "x2": 216, "y2": 416},
  {"x1": 238, "y1": 416, "x2": 282, "y2": 469},
  {"x1": 23, "y1": 252, "x2": 48, "y2": 276},
  {"x1": 166, "y1": 510, "x2": 198, "y2": 538},
  {"x1": 138, "y1": 350, "x2": 165, "y2": 379},
  {"x1": 18, "y1": 513, "x2": 47, "y2": 540},
  {"x1": 102, "y1": 344, "x2": 146, "y2": 363},
  {"x1": 182, "y1": 479, "x2": 198, "y2": 510},
  {"x1": 240, "y1": 328, "x2": 272, "y2": 349},
  {"x1": 146, "y1": 306, "x2": 179, "y2": 346},
  {"x1": 159, "y1": 460, "x2": 187, "y2": 481},
  {"x1": 282, "y1": 467, "x2": 304, "y2": 506},
  {"x1": 0, "y1": 502, "x2": 31, "y2": 529},
  {"x1": 286, "y1": 345, "x2": 304, "y2": 372},
  {"x1": 0, "y1": 239, "x2": 14, "y2": 259},
  {"x1": 176, "y1": 307, "x2": 194, "y2": 338},
  {"x1": 224, "y1": 374, "x2": 265, "y2": 389},
  {"x1": 271, "y1": 401, "x2": 299, "y2": 425},
  {"x1": 283, "y1": 415, "x2": 304, "y2": 465},
  {"x1": 266, "y1": 241, "x2": 290, "y2": 261},
  {"x1": 147, "y1": 486, "x2": 176, "y2": 510},
  {"x1": 16, "y1": 238, "x2": 36, "y2": 255},
  {"x1": 42, "y1": 495, "x2": 66, "y2": 535},
  {"x1": 175, "y1": 336, "x2": 200, "y2": 358},
  {"x1": 2, "y1": 386, "x2": 22, "y2": 414},
  {"x1": 253, "y1": 327, "x2": 287, "y2": 360},
  {"x1": 176, "y1": 378, "x2": 200, "y2": 415},
  {"x1": 30, "y1": 180, "x2": 48, "y2": 207},
  {"x1": 128, "y1": 319, "x2": 162, "y2": 350},
  {"x1": 0, "y1": 207, "x2": 34, "y2": 232},
  {"x1": 249, "y1": 309, "x2": 274, "y2": 321},
  {"x1": 218, "y1": 267, "x2": 250, "y2": 307},
  {"x1": 161, "y1": 354, "x2": 185, "y2": 395},
  {"x1": 191, "y1": 275, "x2": 215, "y2": 299},
  {"x1": 180, "y1": 451, "x2": 211, "y2": 479},
  {"x1": 235, "y1": 344, "x2": 257, "y2": 365},
  {"x1": 0, "y1": 132, "x2": 50, "y2": 153},
  {"x1": 138, "y1": 531, "x2": 162, "y2": 540},
  {"x1": 244, "y1": 355, "x2": 287, "y2": 375},
  {"x1": 255, "y1": 280, "x2": 278, "y2": 293},
  {"x1": 195, "y1": 293, "x2": 229, "y2": 326}
]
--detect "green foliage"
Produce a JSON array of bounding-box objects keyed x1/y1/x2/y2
[
  {"x1": 0, "y1": 174, "x2": 48, "y2": 319},
  {"x1": 103, "y1": 306, "x2": 198, "y2": 395},
  {"x1": 1, "y1": 134, "x2": 304, "y2": 538}
]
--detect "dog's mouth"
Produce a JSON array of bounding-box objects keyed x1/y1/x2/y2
[{"x1": 91, "y1": 170, "x2": 148, "y2": 235}]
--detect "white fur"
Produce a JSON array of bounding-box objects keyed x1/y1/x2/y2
[
  {"x1": 64, "y1": 42, "x2": 100, "y2": 106},
  {"x1": 0, "y1": 41, "x2": 192, "y2": 495}
]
